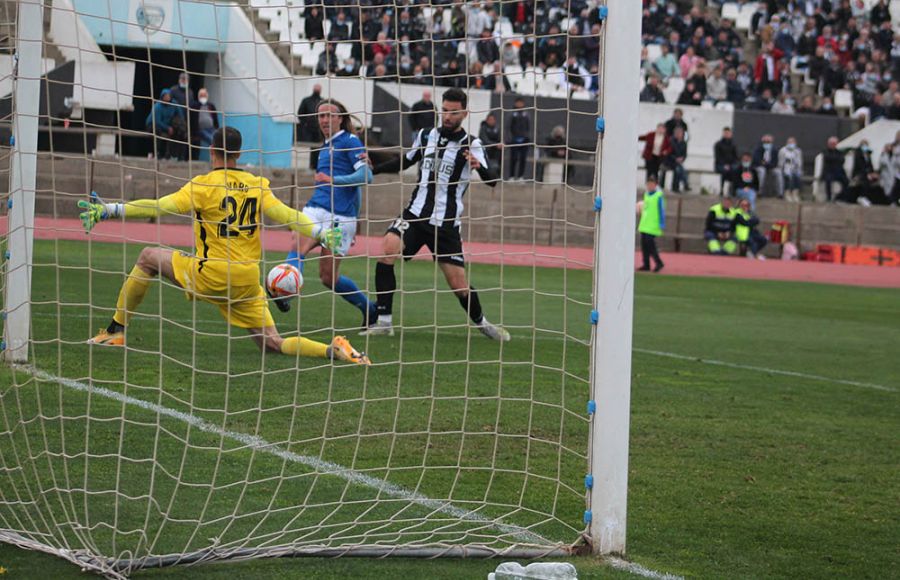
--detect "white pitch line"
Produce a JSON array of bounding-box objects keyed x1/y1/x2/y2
[
  {"x1": 635, "y1": 348, "x2": 897, "y2": 393},
  {"x1": 607, "y1": 556, "x2": 684, "y2": 580},
  {"x1": 14, "y1": 365, "x2": 551, "y2": 546}
]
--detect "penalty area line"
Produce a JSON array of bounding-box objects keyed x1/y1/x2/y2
[
  {"x1": 606, "y1": 557, "x2": 684, "y2": 580},
  {"x1": 634, "y1": 348, "x2": 896, "y2": 393},
  {"x1": 14, "y1": 365, "x2": 552, "y2": 547}
]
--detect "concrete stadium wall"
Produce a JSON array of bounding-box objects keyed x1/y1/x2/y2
[{"x1": 4, "y1": 154, "x2": 898, "y2": 257}]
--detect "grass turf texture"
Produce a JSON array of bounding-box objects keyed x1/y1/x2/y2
[{"x1": 1, "y1": 239, "x2": 898, "y2": 579}]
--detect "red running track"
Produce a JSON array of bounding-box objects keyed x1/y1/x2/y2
[{"x1": 3, "y1": 217, "x2": 898, "y2": 289}]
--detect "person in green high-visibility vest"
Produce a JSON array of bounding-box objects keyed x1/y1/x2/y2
[
  {"x1": 637, "y1": 175, "x2": 665, "y2": 272},
  {"x1": 734, "y1": 198, "x2": 768, "y2": 259},
  {"x1": 704, "y1": 196, "x2": 738, "y2": 255}
]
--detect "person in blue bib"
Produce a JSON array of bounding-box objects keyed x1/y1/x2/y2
[{"x1": 283, "y1": 99, "x2": 376, "y2": 328}]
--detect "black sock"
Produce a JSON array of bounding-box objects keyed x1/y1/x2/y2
[
  {"x1": 375, "y1": 262, "x2": 396, "y2": 316},
  {"x1": 457, "y1": 286, "x2": 484, "y2": 324},
  {"x1": 106, "y1": 320, "x2": 125, "y2": 334}
]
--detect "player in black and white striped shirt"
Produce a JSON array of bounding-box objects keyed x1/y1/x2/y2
[{"x1": 364, "y1": 88, "x2": 509, "y2": 341}]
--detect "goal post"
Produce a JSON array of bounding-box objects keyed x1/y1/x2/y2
[
  {"x1": 2, "y1": 0, "x2": 43, "y2": 363},
  {"x1": 588, "y1": 0, "x2": 641, "y2": 555},
  {"x1": 0, "y1": 0, "x2": 639, "y2": 573}
]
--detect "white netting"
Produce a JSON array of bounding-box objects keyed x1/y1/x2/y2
[{"x1": 0, "y1": 1, "x2": 607, "y2": 576}]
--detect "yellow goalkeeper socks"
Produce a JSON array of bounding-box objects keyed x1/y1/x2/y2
[
  {"x1": 280, "y1": 337, "x2": 329, "y2": 358},
  {"x1": 112, "y1": 265, "x2": 154, "y2": 327}
]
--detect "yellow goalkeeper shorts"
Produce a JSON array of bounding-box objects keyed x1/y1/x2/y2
[{"x1": 171, "y1": 251, "x2": 274, "y2": 329}]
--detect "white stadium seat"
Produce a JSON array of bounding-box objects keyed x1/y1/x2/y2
[
  {"x1": 335, "y1": 42, "x2": 353, "y2": 62},
  {"x1": 834, "y1": 89, "x2": 854, "y2": 112},
  {"x1": 720, "y1": 3, "x2": 740, "y2": 21},
  {"x1": 645, "y1": 43, "x2": 662, "y2": 62},
  {"x1": 663, "y1": 77, "x2": 684, "y2": 104}
]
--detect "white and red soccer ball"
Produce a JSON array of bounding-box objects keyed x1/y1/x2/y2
[{"x1": 266, "y1": 263, "x2": 303, "y2": 298}]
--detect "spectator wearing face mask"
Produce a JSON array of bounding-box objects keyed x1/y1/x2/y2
[
  {"x1": 194, "y1": 88, "x2": 219, "y2": 161},
  {"x1": 752, "y1": 134, "x2": 783, "y2": 198},
  {"x1": 169, "y1": 72, "x2": 199, "y2": 156},
  {"x1": 169, "y1": 72, "x2": 198, "y2": 111},
  {"x1": 778, "y1": 137, "x2": 804, "y2": 203},
  {"x1": 714, "y1": 127, "x2": 739, "y2": 197},
  {"x1": 732, "y1": 152, "x2": 760, "y2": 209},
  {"x1": 821, "y1": 136, "x2": 850, "y2": 202}
]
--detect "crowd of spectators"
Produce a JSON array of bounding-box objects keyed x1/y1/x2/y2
[
  {"x1": 283, "y1": 0, "x2": 899, "y2": 112},
  {"x1": 296, "y1": 0, "x2": 602, "y2": 95},
  {"x1": 641, "y1": 0, "x2": 898, "y2": 120},
  {"x1": 712, "y1": 125, "x2": 900, "y2": 206},
  {"x1": 640, "y1": 106, "x2": 899, "y2": 206}
]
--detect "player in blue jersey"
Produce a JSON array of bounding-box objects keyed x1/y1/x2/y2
[{"x1": 281, "y1": 99, "x2": 377, "y2": 329}]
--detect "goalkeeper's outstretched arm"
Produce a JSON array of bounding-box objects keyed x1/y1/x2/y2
[{"x1": 77, "y1": 194, "x2": 188, "y2": 232}]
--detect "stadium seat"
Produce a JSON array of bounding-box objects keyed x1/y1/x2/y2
[
  {"x1": 536, "y1": 78, "x2": 560, "y2": 97},
  {"x1": 720, "y1": 2, "x2": 740, "y2": 21},
  {"x1": 645, "y1": 43, "x2": 662, "y2": 62},
  {"x1": 516, "y1": 72, "x2": 537, "y2": 95},
  {"x1": 663, "y1": 77, "x2": 684, "y2": 104},
  {"x1": 834, "y1": 89, "x2": 854, "y2": 112},
  {"x1": 335, "y1": 43, "x2": 353, "y2": 62},
  {"x1": 715, "y1": 101, "x2": 735, "y2": 112},
  {"x1": 736, "y1": 5, "x2": 755, "y2": 32},
  {"x1": 504, "y1": 64, "x2": 523, "y2": 76},
  {"x1": 545, "y1": 67, "x2": 565, "y2": 86},
  {"x1": 298, "y1": 41, "x2": 325, "y2": 69}
]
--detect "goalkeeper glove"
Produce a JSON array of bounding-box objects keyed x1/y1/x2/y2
[
  {"x1": 77, "y1": 199, "x2": 107, "y2": 233},
  {"x1": 318, "y1": 225, "x2": 343, "y2": 253}
]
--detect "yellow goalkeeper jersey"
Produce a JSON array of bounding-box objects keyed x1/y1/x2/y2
[
  {"x1": 166, "y1": 168, "x2": 281, "y2": 288},
  {"x1": 122, "y1": 167, "x2": 317, "y2": 290}
]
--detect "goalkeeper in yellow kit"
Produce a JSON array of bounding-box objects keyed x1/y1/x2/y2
[{"x1": 78, "y1": 127, "x2": 370, "y2": 365}]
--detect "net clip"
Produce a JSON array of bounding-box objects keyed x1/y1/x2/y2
[
  {"x1": 590, "y1": 309, "x2": 599, "y2": 325},
  {"x1": 584, "y1": 510, "x2": 593, "y2": 524},
  {"x1": 585, "y1": 474, "x2": 594, "y2": 490},
  {"x1": 3, "y1": 250, "x2": 9, "y2": 260},
  {"x1": 587, "y1": 400, "x2": 596, "y2": 415},
  {"x1": 598, "y1": 6, "x2": 609, "y2": 20},
  {"x1": 593, "y1": 196, "x2": 602, "y2": 212},
  {"x1": 595, "y1": 117, "x2": 605, "y2": 133},
  {"x1": 6, "y1": 199, "x2": 11, "y2": 209}
]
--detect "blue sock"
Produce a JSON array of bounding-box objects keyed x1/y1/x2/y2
[
  {"x1": 285, "y1": 250, "x2": 304, "y2": 274},
  {"x1": 334, "y1": 275, "x2": 374, "y2": 317}
]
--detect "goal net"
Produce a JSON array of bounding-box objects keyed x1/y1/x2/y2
[{"x1": 0, "y1": 0, "x2": 637, "y2": 576}]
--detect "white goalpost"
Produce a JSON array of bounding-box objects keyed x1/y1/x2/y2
[{"x1": 0, "y1": 0, "x2": 639, "y2": 575}]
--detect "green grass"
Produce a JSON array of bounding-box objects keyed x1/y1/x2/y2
[{"x1": 0, "y1": 239, "x2": 898, "y2": 579}]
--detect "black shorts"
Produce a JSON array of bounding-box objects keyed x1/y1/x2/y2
[{"x1": 386, "y1": 210, "x2": 465, "y2": 265}]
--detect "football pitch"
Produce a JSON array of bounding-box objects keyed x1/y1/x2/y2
[{"x1": 0, "y1": 239, "x2": 897, "y2": 579}]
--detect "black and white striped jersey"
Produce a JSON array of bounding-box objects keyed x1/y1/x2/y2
[{"x1": 402, "y1": 127, "x2": 489, "y2": 228}]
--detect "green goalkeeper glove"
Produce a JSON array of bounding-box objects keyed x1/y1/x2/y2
[
  {"x1": 77, "y1": 199, "x2": 107, "y2": 233},
  {"x1": 317, "y1": 225, "x2": 343, "y2": 253}
]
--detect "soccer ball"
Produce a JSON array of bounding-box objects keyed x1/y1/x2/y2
[{"x1": 266, "y1": 264, "x2": 303, "y2": 298}]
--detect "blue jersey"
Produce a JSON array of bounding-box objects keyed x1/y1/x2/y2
[{"x1": 308, "y1": 130, "x2": 366, "y2": 217}]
